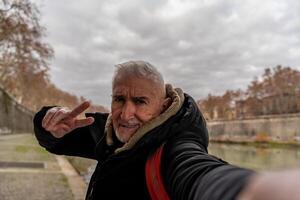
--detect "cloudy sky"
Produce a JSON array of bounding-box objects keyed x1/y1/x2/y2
[{"x1": 35, "y1": 0, "x2": 300, "y2": 108}]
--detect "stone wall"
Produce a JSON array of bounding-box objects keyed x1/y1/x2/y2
[
  {"x1": 207, "y1": 113, "x2": 300, "y2": 142},
  {"x1": 0, "y1": 87, "x2": 34, "y2": 134}
]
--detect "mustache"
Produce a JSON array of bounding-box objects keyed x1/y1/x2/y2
[{"x1": 118, "y1": 119, "x2": 140, "y2": 125}]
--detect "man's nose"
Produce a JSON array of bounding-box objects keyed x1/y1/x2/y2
[{"x1": 120, "y1": 101, "x2": 136, "y2": 121}]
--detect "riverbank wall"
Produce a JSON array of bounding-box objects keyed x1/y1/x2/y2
[
  {"x1": 0, "y1": 87, "x2": 34, "y2": 135},
  {"x1": 207, "y1": 113, "x2": 300, "y2": 143}
]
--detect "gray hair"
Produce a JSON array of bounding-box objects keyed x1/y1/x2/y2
[{"x1": 112, "y1": 60, "x2": 165, "y2": 87}]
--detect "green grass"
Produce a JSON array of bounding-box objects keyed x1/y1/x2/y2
[
  {"x1": 15, "y1": 145, "x2": 31, "y2": 153},
  {"x1": 0, "y1": 134, "x2": 55, "y2": 162}
]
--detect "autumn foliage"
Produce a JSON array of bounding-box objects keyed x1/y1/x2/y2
[
  {"x1": 0, "y1": 0, "x2": 107, "y2": 112},
  {"x1": 198, "y1": 66, "x2": 300, "y2": 120}
]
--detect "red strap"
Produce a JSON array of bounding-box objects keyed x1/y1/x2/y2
[{"x1": 146, "y1": 144, "x2": 170, "y2": 200}]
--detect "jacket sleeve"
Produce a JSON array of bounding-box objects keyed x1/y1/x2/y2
[
  {"x1": 33, "y1": 106, "x2": 98, "y2": 159},
  {"x1": 162, "y1": 131, "x2": 254, "y2": 200}
]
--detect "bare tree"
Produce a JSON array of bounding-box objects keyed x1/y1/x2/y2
[
  {"x1": 199, "y1": 66, "x2": 300, "y2": 120},
  {"x1": 0, "y1": 0, "x2": 53, "y2": 96}
]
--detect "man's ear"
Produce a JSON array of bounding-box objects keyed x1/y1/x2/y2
[{"x1": 161, "y1": 97, "x2": 171, "y2": 113}]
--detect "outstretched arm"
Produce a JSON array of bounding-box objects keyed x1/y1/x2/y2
[{"x1": 163, "y1": 134, "x2": 300, "y2": 200}]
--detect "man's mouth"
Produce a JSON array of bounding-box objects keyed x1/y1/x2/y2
[{"x1": 119, "y1": 123, "x2": 139, "y2": 129}]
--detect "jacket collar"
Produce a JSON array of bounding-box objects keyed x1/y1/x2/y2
[{"x1": 105, "y1": 84, "x2": 185, "y2": 154}]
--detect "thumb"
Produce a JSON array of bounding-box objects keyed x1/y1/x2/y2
[{"x1": 73, "y1": 117, "x2": 95, "y2": 129}]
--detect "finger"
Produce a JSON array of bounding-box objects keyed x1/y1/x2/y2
[
  {"x1": 67, "y1": 101, "x2": 91, "y2": 119},
  {"x1": 52, "y1": 124, "x2": 72, "y2": 138},
  {"x1": 46, "y1": 109, "x2": 69, "y2": 130},
  {"x1": 42, "y1": 108, "x2": 59, "y2": 128},
  {"x1": 74, "y1": 117, "x2": 94, "y2": 129}
]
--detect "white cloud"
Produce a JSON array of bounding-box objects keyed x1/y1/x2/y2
[{"x1": 35, "y1": 0, "x2": 300, "y2": 107}]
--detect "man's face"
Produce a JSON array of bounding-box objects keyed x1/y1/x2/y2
[{"x1": 111, "y1": 76, "x2": 166, "y2": 143}]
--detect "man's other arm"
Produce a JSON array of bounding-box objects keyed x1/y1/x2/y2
[{"x1": 33, "y1": 102, "x2": 97, "y2": 159}]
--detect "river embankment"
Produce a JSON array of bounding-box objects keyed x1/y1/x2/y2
[
  {"x1": 207, "y1": 113, "x2": 300, "y2": 146},
  {"x1": 0, "y1": 87, "x2": 34, "y2": 135}
]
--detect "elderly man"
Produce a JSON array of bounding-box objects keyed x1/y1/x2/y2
[{"x1": 33, "y1": 61, "x2": 299, "y2": 200}]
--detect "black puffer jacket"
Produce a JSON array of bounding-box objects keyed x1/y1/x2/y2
[{"x1": 34, "y1": 94, "x2": 254, "y2": 200}]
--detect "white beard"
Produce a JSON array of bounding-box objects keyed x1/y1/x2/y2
[{"x1": 115, "y1": 130, "x2": 128, "y2": 143}]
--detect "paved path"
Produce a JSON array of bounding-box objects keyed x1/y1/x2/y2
[{"x1": 0, "y1": 133, "x2": 87, "y2": 200}]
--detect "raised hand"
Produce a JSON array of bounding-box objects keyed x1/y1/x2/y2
[{"x1": 42, "y1": 101, "x2": 95, "y2": 138}]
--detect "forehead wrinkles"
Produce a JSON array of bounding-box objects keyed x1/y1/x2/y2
[{"x1": 113, "y1": 85, "x2": 156, "y2": 97}]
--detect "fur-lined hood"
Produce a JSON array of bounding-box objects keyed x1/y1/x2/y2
[{"x1": 104, "y1": 84, "x2": 185, "y2": 154}]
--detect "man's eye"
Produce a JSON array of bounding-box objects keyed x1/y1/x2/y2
[
  {"x1": 135, "y1": 98, "x2": 146, "y2": 105},
  {"x1": 114, "y1": 96, "x2": 125, "y2": 103}
]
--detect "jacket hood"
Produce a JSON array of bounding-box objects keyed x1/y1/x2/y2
[{"x1": 105, "y1": 84, "x2": 185, "y2": 153}]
